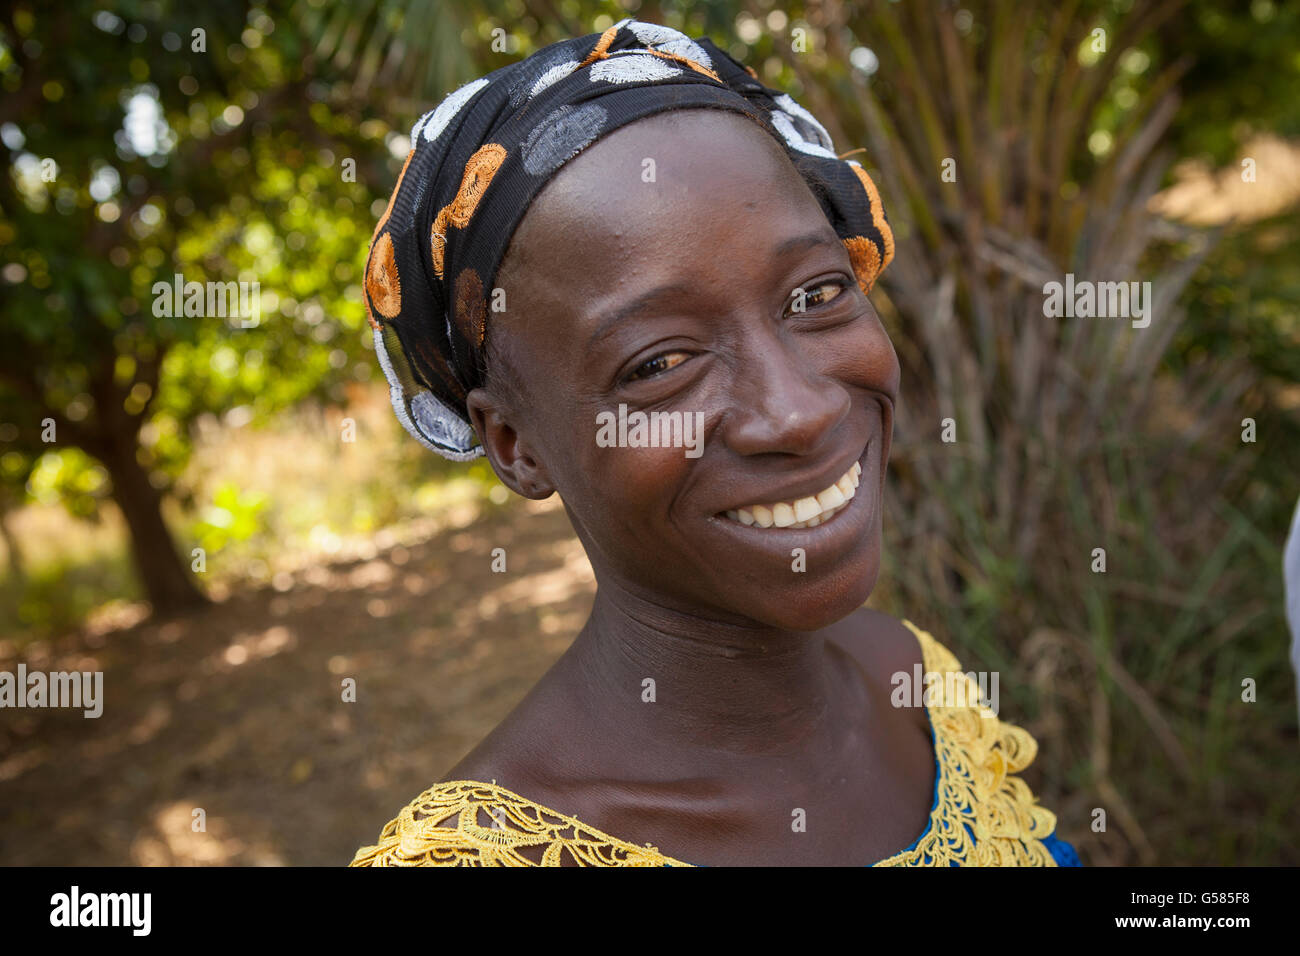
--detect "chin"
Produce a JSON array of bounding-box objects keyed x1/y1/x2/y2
[{"x1": 746, "y1": 544, "x2": 882, "y2": 633}]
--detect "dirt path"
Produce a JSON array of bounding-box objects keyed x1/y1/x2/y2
[{"x1": 0, "y1": 495, "x2": 593, "y2": 865}]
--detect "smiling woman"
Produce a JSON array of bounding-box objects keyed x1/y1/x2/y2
[{"x1": 350, "y1": 17, "x2": 1079, "y2": 867}]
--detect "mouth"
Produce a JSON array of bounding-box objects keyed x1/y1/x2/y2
[{"x1": 715, "y1": 444, "x2": 867, "y2": 531}]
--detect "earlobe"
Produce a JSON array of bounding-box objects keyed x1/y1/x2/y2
[{"x1": 465, "y1": 387, "x2": 555, "y2": 500}]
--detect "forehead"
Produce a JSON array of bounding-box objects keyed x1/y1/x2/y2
[{"x1": 497, "y1": 110, "x2": 822, "y2": 300}]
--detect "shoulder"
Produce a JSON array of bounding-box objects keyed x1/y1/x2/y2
[
  {"x1": 832, "y1": 611, "x2": 1047, "y2": 793},
  {"x1": 825, "y1": 606, "x2": 930, "y2": 733},
  {"x1": 826, "y1": 606, "x2": 925, "y2": 676}
]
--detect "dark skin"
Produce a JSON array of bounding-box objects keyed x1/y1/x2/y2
[{"x1": 452, "y1": 110, "x2": 934, "y2": 866}]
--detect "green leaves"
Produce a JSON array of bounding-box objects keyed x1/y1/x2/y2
[
  {"x1": 190, "y1": 480, "x2": 268, "y2": 552},
  {"x1": 26, "y1": 447, "x2": 109, "y2": 518}
]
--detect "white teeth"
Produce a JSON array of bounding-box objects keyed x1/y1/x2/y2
[
  {"x1": 786, "y1": 504, "x2": 843, "y2": 529},
  {"x1": 723, "y1": 457, "x2": 863, "y2": 529},
  {"x1": 793, "y1": 496, "x2": 821, "y2": 522},
  {"x1": 816, "y1": 485, "x2": 846, "y2": 511}
]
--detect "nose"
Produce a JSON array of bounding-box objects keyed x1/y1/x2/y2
[{"x1": 723, "y1": 332, "x2": 851, "y2": 457}]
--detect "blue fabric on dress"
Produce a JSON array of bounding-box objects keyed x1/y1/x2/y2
[{"x1": 1041, "y1": 833, "x2": 1081, "y2": 866}]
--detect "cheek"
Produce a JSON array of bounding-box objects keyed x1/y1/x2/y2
[
  {"x1": 824, "y1": 312, "x2": 899, "y2": 393},
  {"x1": 584, "y1": 443, "x2": 694, "y2": 525},
  {"x1": 874, "y1": 324, "x2": 901, "y2": 394},
  {"x1": 563, "y1": 442, "x2": 702, "y2": 585},
  {"x1": 552, "y1": 399, "x2": 697, "y2": 534}
]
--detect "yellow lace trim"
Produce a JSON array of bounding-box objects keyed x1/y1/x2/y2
[
  {"x1": 350, "y1": 620, "x2": 1059, "y2": 866},
  {"x1": 349, "y1": 779, "x2": 687, "y2": 866},
  {"x1": 874, "y1": 621, "x2": 1058, "y2": 866}
]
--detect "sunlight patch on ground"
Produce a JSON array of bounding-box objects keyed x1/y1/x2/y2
[
  {"x1": 206, "y1": 625, "x2": 299, "y2": 672},
  {"x1": 130, "y1": 800, "x2": 281, "y2": 866}
]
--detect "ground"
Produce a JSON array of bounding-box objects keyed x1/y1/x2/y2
[{"x1": 0, "y1": 494, "x2": 595, "y2": 865}]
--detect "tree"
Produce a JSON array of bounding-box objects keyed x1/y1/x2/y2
[{"x1": 0, "y1": 1, "x2": 391, "y2": 614}]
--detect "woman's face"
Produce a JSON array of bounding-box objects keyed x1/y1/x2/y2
[{"x1": 471, "y1": 110, "x2": 899, "y2": 633}]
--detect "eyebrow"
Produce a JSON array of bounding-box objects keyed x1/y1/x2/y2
[{"x1": 584, "y1": 230, "x2": 841, "y2": 349}]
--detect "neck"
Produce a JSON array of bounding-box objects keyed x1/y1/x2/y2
[{"x1": 567, "y1": 578, "x2": 840, "y2": 757}]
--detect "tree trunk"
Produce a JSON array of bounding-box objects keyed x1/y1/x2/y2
[
  {"x1": 0, "y1": 496, "x2": 25, "y2": 586},
  {"x1": 99, "y1": 439, "x2": 208, "y2": 616}
]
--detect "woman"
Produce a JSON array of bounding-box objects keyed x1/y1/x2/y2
[{"x1": 351, "y1": 18, "x2": 1080, "y2": 866}]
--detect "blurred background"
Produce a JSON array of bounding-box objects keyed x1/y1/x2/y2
[{"x1": 1, "y1": 0, "x2": 1297, "y2": 866}]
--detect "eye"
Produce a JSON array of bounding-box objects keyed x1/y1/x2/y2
[
  {"x1": 786, "y1": 279, "x2": 849, "y2": 316},
  {"x1": 623, "y1": 351, "x2": 689, "y2": 384}
]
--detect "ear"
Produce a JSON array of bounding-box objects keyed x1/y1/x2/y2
[{"x1": 465, "y1": 386, "x2": 555, "y2": 499}]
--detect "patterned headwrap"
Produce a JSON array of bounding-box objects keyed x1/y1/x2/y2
[{"x1": 364, "y1": 17, "x2": 895, "y2": 460}]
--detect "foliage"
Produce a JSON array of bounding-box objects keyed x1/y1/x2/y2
[
  {"x1": 0, "y1": 0, "x2": 397, "y2": 607},
  {"x1": 1161, "y1": 0, "x2": 1300, "y2": 162}
]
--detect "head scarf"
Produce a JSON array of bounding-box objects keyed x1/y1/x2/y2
[{"x1": 364, "y1": 17, "x2": 895, "y2": 460}]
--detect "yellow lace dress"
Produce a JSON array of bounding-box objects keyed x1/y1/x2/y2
[{"x1": 350, "y1": 620, "x2": 1078, "y2": 866}]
